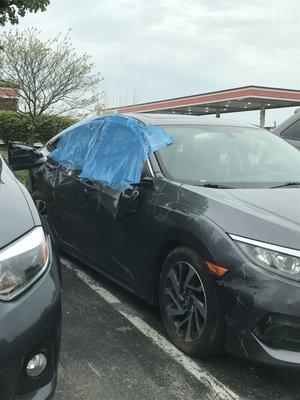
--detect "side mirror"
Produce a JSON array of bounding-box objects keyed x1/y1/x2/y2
[
  {"x1": 116, "y1": 186, "x2": 141, "y2": 221},
  {"x1": 8, "y1": 142, "x2": 46, "y2": 171}
]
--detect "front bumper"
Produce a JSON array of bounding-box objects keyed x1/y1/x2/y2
[
  {"x1": 0, "y1": 239, "x2": 61, "y2": 400},
  {"x1": 221, "y1": 259, "x2": 300, "y2": 368}
]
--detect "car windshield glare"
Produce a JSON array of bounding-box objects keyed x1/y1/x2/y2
[{"x1": 156, "y1": 125, "x2": 300, "y2": 188}]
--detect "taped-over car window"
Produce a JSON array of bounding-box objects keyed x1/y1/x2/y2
[
  {"x1": 79, "y1": 121, "x2": 146, "y2": 191},
  {"x1": 50, "y1": 115, "x2": 173, "y2": 191},
  {"x1": 50, "y1": 117, "x2": 107, "y2": 170}
]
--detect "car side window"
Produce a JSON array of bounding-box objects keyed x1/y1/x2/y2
[
  {"x1": 280, "y1": 120, "x2": 300, "y2": 140},
  {"x1": 49, "y1": 121, "x2": 105, "y2": 170}
]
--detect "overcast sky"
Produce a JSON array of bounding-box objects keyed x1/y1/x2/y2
[{"x1": 3, "y1": 0, "x2": 300, "y2": 125}]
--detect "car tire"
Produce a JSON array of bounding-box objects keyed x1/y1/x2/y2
[{"x1": 159, "y1": 246, "x2": 224, "y2": 357}]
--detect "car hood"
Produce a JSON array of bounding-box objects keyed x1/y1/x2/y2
[
  {"x1": 182, "y1": 184, "x2": 300, "y2": 250},
  {"x1": 0, "y1": 156, "x2": 36, "y2": 249}
]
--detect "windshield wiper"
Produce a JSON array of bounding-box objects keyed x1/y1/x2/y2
[
  {"x1": 271, "y1": 182, "x2": 300, "y2": 188},
  {"x1": 198, "y1": 182, "x2": 233, "y2": 189}
]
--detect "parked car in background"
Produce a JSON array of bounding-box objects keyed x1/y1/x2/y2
[
  {"x1": 0, "y1": 153, "x2": 61, "y2": 400},
  {"x1": 274, "y1": 111, "x2": 300, "y2": 149},
  {"x1": 8, "y1": 113, "x2": 300, "y2": 368}
]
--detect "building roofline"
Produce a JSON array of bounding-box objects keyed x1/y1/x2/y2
[
  {"x1": 104, "y1": 85, "x2": 300, "y2": 111},
  {"x1": 0, "y1": 87, "x2": 20, "y2": 98}
]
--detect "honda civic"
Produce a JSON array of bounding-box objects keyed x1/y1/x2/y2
[
  {"x1": 8, "y1": 113, "x2": 300, "y2": 368},
  {"x1": 0, "y1": 153, "x2": 61, "y2": 399}
]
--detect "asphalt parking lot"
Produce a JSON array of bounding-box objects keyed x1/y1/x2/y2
[{"x1": 54, "y1": 257, "x2": 300, "y2": 400}]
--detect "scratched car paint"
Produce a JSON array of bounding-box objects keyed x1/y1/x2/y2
[{"x1": 8, "y1": 113, "x2": 300, "y2": 368}]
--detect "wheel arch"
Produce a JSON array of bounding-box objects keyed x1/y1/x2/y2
[{"x1": 152, "y1": 229, "x2": 214, "y2": 304}]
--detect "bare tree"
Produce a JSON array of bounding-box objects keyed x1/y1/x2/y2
[
  {"x1": 0, "y1": 28, "x2": 103, "y2": 143},
  {"x1": 97, "y1": 81, "x2": 141, "y2": 114},
  {"x1": 0, "y1": 0, "x2": 49, "y2": 25}
]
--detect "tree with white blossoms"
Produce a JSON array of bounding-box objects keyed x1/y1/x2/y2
[{"x1": 0, "y1": 28, "x2": 103, "y2": 143}]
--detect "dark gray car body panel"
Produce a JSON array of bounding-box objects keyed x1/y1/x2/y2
[{"x1": 183, "y1": 185, "x2": 300, "y2": 250}]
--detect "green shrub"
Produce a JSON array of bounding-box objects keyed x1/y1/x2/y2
[
  {"x1": 0, "y1": 110, "x2": 77, "y2": 144},
  {"x1": 0, "y1": 110, "x2": 30, "y2": 143},
  {"x1": 34, "y1": 115, "x2": 77, "y2": 143}
]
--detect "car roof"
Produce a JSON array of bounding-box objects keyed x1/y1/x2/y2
[
  {"x1": 125, "y1": 113, "x2": 259, "y2": 128},
  {"x1": 274, "y1": 112, "x2": 300, "y2": 135}
]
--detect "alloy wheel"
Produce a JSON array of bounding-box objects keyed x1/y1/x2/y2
[{"x1": 164, "y1": 261, "x2": 207, "y2": 342}]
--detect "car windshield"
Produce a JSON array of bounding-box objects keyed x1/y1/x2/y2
[{"x1": 156, "y1": 125, "x2": 300, "y2": 188}]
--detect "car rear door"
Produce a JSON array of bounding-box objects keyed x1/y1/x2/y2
[
  {"x1": 37, "y1": 121, "x2": 105, "y2": 260},
  {"x1": 48, "y1": 170, "x2": 100, "y2": 259}
]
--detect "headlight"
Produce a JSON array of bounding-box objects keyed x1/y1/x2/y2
[
  {"x1": 0, "y1": 227, "x2": 49, "y2": 301},
  {"x1": 230, "y1": 234, "x2": 300, "y2": 280}
]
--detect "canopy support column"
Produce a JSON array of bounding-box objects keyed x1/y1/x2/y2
[{"x1": 260, "y1": 105, "x2": 266, "y2": 127}]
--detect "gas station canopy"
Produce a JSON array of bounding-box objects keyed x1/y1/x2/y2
[{"x1": 105, "y1": 85, "x2": 300, "y2": 127}]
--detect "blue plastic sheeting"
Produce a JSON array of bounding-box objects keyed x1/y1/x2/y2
[
  {"x1": 50, "y1": 117, "x2": 107, "y2": 170},
  {"x1": 50, "y1": 114, "x2": 173, "y2": 191},
  {"x1": 79, "y1": 115, "x2": 173, "y2": 190}
]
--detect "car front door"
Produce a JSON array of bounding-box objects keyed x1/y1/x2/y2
[
  {"x1": 66, "y1": 117, "x2": 162, "y2": 291},
  {"x1": 92, "y1": 162, "x2": 155, "y2": 289},
  {"x1": 72, "y1": 118, "x2": 150, "y2": 286}
]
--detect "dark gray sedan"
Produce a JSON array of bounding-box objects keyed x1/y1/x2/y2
[{"x1": 8, "y1": 113, "x2": 300, "y2": 369}]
